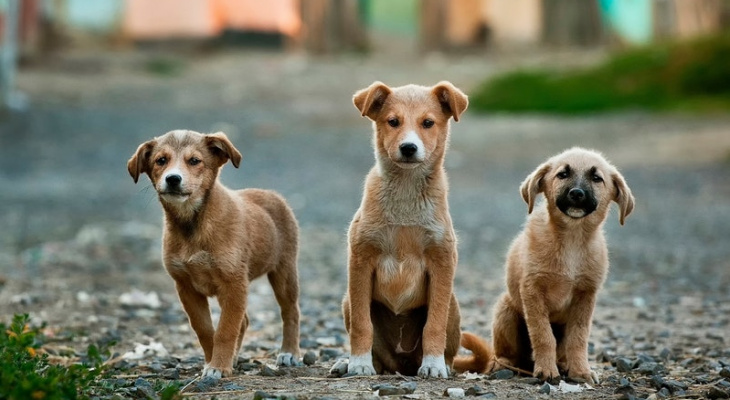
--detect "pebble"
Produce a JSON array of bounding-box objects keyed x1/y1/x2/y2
[
  {"x1": 465, "y1": 385, "x2": 489, "y2": 396},
  {"x1": 636, "y1": 362, "x2": 661, "y2": 375},
  {"x1": 253, "y1": 390, "x2": 276, "y2": 400},
  {"x1": 650, "y1": 375, "x2": 665, "y2": 390},
  {"x1": 328, "y1": 359, "x2": 349, "y2": 377},
  {"x1": 708, "y1": 386, "x2": 730, "y2": 399},
  {"x1": 161, "y1": 368, "x2": 180, "y2": 380},
  {"x1": 444, "y1": 388, "x2": 465, "y2": 398},
  {"x1": 518, "y1": 377, "x2": 541, "y2": 385},
  {"x1": 319, "y1": 348, "x2": 343, "y2": 361},
  {"x1": 538, "y1": 382, "x2": 551, "y2": 394},
  {"x1": 488, "y1": 369, "x2": 514, "y2": 380},
  {"x1": 222, "y1": 383, "x2": 245, "y2": 391},
  {"x1": 303, "y1": 350, "x2": 317, "y2": 366},
  {"x1": 260, "y1": 365, "x2": 285, "y2": 377},
  {"x1": 616, "y1": 357, "x2": 633, "y2": 372},
  {"x1": 300, "y1": 338, "x2": 319, "y2": 349},
  {"x1": 614, "y1": 384, "x2": 635, "y2": 397},
  {"x1": 194, "y1": 376, "x2": 219, "y2": 393},
  {"x1": 659, "y1": 348, "x2": 673, "y2": 362},
  {"x1": 721, "y1": 367, "x2": 730, "y2": 379},
  {"x1": 374, "y1": 382, "x2": 416, "y2": 396}
]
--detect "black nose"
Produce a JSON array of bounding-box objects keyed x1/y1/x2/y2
[
  {"x1": 400, "y1": 143, "x2": 418, "y2": 157},
  {"x1": 166, "y1": 174, "x2": 182, "y2": 187},
  {"x1": 569, "y1": 188, "x2": 585, "y2": 202}
]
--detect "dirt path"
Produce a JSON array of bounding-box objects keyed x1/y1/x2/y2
[{"x1": 1, "y1": 49, "x2": 729, "y2": 399}]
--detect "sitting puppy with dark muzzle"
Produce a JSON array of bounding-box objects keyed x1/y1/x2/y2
[{"x1": 490, "y1": 147, "x2": 635, "y2": 384}]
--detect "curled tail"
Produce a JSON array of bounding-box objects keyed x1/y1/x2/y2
[{"x1": 452, "y1": 332, "x2": 494, "y2": 373}]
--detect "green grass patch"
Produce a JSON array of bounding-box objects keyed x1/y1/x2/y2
[
  {"x1": 0, "y1": 314, "x2": 181, "y2": 400},
  {"x1": 470, "y1": 34, "x2": 730, "y2": 114}
]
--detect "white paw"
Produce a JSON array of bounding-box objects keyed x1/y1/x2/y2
[
  {"x1": 418, "y1": 355, "x2": 449, "y2": 378},
  {"x1": 201, "y1": 364, "x2": 222, "y2": 380},
  {"x1": 347, "y1": 353, "x2": 376, "y2": 376},
  {"x1": 276, "y1": 352, "x2": 299, "y2": 367}
]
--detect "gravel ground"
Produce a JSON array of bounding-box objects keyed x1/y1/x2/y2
[{"x1": 1, "y1": 48, "x2": 730, "y2": 399}]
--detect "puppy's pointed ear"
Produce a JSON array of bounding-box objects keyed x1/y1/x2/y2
[
  {"x1": 206, "y1": 132, "x2": 242, "y2": 168},
  {"x1": 353, "y1": 81, "x2": 392, "y2": 120},
  {"x1": 127, "y1": 140, "x2": 156, "y2": 184},
  {"x1": 612, "y1": 170, "x2": 635, "y2": 225},
  {"x1": 432, "y1": 81, "x2": 468, "y2": 122},
  {"x1": 520, "y1": 162, "x2": 551, "y2": 214}
]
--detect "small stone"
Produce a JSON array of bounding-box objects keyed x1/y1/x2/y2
[
  {"x1": 708, "y1": 386, "x2": 730, "y2": 399},
  {"x1": 222, "y1": 383, "x2": 245, "y2": 391},
  {"x1": 328, "y1": 359, "x2": 348, "y2": 377},
  {"x1": 444, "y1": 388, "x2": 465, "y2": 398},
  {"x1": 376, "y1": 384, "x2": 404, "y2": 396},
  {"x1": 658, "y1": 387, "x2": 671, "y2": 397},
  {"x1": 518, "y1": 377, "x2": 541, "y2": 385},
  {"x1": 303, "y1": 350, "x2": 317, "y2": 366},
  {"x1": 194, "y1": 376, "x2": 219, "y2": 393},
  {"x1": 253, "y1": 390, "x2": 276, "y2": 400},
  {"x1": 719, "y1": 379, "x2": 730, "y2": 388},
  {"x1": 488, "y1": 369, "x2": 514, "y2": 380},
  {"x1": 260, "y1": 365, "x2": 285, "y2": 377},
  {"x1": 636, "y1": 362, "x2": 661, "y2": 375},
  {"x1": 465, "y1": 385, "x2": 487, "y2": 396},
  {"x1": 595, "y1": 349, "x2": 614, "y2": 363},
  {"x1": 300, "y1": 338, "x2": 319, "y2": 349},
  {"x1": 663, "y1": 379, "x2": 688, "y2": 393},
  {"x1": 619, "y1": 377, "x2": 630, "y2": 386},
  {"x1": 237, "y1": 362, "x2": 258, "y2": 372},
  {"x1": 616, "y1": 357, "x2": 633, "y2": 372},
  {"x1": 614, "y1": 384, "x2": 635, "y2": 397},
  {"x1": 320, "y1": 348, "x2": 343, "y2": 361},
  {"x1": 659, "y1": 348, "x2": 673, "y2": 362},
  {"x1": 650, "y1": 375, "x2": 665, "y2": 390},
  {"x1": 538, "y1": 382, "x2": 551, "y2": 394},
  {"x1": 721, "y1": 368, "x2": 730, "y2": 379},
  {"x1": 161, "y1": 368, "x2": 180, "y2": 380},
  {"x1": 399, "y1": 382, "x2": 417, "y2": 394}
]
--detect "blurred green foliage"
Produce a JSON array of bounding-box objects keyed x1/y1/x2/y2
[
  {"x1": 0, "y1": 314, "x2": 181, "y2": 400},
  {"x1": 471, "y1": 34, "x2": 730, "y2": 114}
]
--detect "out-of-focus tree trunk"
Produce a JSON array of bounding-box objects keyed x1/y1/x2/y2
[
  {"x1": 542, "y1": 0, "x2": 603, "y2": 47},
  {"x1": 300, "y1": 0, "x2": 367, "y2": 54},
  {"x1": 420, "y1": 0, "x2": 446, "y2": 52}
]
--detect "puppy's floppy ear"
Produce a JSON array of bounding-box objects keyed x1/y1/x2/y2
[
  {"x1": 353, "y1": 81, "x2": 392, "y2": 120},
  {"x1": 206, "y1": 132, "x2": 242, "y2": 168},
  {"x1": 612, "y1": 170, "x2": 635, "y2": 225},
  {"x1": 520, "y1": 162, "x2": 551, "y2": 214},
  {"x1": 127, "y1": 140, "x2": 156, "y2": 184},
  {"x1": 432, "y1": 81, "x2": 468, "y2": 122}
]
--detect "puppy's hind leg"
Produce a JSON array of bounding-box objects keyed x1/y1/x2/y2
[
  {"x1": 268, "y1": 258, "x2": 301, "y2": 366},
  {"x1": 233, "y1": 312, "x2": 250, "y2": 366},
  {"x1": 492, "y1": 293, "x2": 524, "y2": 372}
]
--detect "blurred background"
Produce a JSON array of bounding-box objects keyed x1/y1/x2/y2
[{"x1": 0, "y1": 0, "x2": 729, "y2": 381}]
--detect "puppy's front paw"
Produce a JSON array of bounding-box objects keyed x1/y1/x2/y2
[
  {"x1": 347, "y1": 353, "x2": 376, "y2": 376},
  {"x1": 533, "y1": 361, "x2": 560, "y2": 384},
  {"x1": 202, "y1": 364, "x2": 224, "y2": 380},
  {"x1": 276, "y1": 352, "x2": 300, "y2": 367},
  {"x1": 566, "y1": 358, "x2": 599, "y2": 384},
  {"x1": 418, "y1": 355, "x2": 449, "y2": 378}
]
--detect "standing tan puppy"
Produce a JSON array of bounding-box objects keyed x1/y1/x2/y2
[
  {"x1": 336, "y1": 81, "x2": 489, "y2": 378},
  {"x1": 491, "y1": 147, "x2": 635, "y2": 383},
  {"x1": 128, "y1": 130, "x2": 301, "y2": 379}
]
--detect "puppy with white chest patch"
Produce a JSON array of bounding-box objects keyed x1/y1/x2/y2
[
  {"x1": 491, "y1": 147, "x2": 635, "y2": 383},
  {"x1": 127, "y1": 130, "x2": 301, "y2": 379},
  {"x1": 336, "y1": 81, "x2": 491, "y2": 378}
]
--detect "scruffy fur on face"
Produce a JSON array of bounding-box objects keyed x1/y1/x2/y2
[
  {"x1": 334, "y1": 81, "x2": 491, "y2": 378},
  {"x1": 490, "y1": 147, "x2": 635, "y2": 383},
  {"x1": 128, "y1": 130, "x2": 301, "y2": 379}
]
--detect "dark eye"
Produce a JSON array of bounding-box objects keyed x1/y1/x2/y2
[
  {"x1": 189, "y1": 157, "x2": 201, "y2": 166},
  {"x1": 556, "y1": 170, "x2": 569, "y2": 179},
  {"x1": 422, "y1": 119, "x2": 434, "y2": 129},
  {"x1": 387, "y1": 118, "x2": 400, "y2": 128},
  {"x1": 592, "y1": 174, "x2": 603, "y2": 183},
  {"x1": 155, "y1": 157, "x2": 167, "y2": 166}
]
